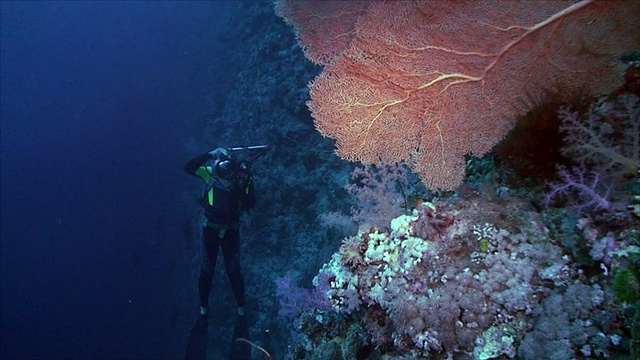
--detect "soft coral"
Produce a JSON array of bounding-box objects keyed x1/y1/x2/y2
[
  {"x1": 558, "y1": 94, "x2": 639, "y2": 181},
  {"x1": 544, "y1": 165, "x2": 612, "y2": 214},
  {"x1": 545, "y1": 94, "x2": 639, "y2": 214}
]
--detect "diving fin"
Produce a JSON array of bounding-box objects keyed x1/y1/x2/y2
[
  {"x1": 185, "y1": 315, "x2": 208, "y2": 360},
  {"x1": 229, "y1": 315, "x2": 251, "y2": 360}
]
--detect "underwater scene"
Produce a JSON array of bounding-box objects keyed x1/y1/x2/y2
[{"x1": 1, "y1": 1, "x2": 639, "y2": 360}]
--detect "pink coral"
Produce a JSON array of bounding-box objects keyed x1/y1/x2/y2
[{"x1": 277, "y1": 0, "x2": 640, "y2": 190}]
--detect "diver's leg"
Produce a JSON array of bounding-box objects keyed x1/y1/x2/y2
[
  {"x1": 220, "y1": 229, "x2": 245, "y2": 313},
  {"x1": 222, "y1": 229, "x2": 251, "y2": 359},
  {"x1": 198, "y1": 226, "x2": 221, "y2": 315}
]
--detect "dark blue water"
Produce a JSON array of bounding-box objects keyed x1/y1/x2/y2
[{"x1": 1, "y1": 2, "x2": 233, "y2": 358}]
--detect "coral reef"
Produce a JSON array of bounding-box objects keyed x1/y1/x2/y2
[
  {"x1": 184, "y1": 2, "x2": 640, "y2": 359},
  {"x1": 295, "y1": 195, "x2": 573, "y2": 358},
  {"x1": 286, "y1": 188, "x2": 638, "y2": 358}
]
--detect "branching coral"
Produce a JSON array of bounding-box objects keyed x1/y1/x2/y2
[{"x1": 558, "y1": 94, "x2": 639, "y2": 180}]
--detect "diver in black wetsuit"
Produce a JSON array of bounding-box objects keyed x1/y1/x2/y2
[{"x1": 184, "y1": 147, "x2": 255, "y2": 318}]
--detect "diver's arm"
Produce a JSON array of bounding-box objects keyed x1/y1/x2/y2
[
  {"x1": 241, "y1": 175, "x2": 256, "y2": 210},
  {"x1": 184, "y1": 153, "x2": 213, "y2": 176}
]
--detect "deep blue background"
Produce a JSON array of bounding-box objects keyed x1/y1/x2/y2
[{"x1": 1, "y1": 2, "x2": 232, "y2": 358}]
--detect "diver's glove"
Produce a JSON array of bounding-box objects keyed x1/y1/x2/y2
[
  {"x1": 236, "y1": 161, "x2": 252, "y2": 183},
  {"x1": 238, "y1": 161, "x2": 252, "y2": 176},
  {"x1": 208, "y1": 147, "x2": 230, "y2": 160}
]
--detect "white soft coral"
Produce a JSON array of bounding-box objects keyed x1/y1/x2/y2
[{"x1": 558, "y1": 94, "x2": 639, "y2": 180}]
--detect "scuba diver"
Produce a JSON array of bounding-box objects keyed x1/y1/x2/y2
[
  {"x1": 184, "y1": 146, "x2": 261, "y2": 317},
  {"x1": 184, "y1": 145, "x2": 268, "y2": 360}
]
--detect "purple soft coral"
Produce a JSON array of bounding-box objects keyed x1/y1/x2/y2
[
  {"x1": 545, "y1": 94, "x2": 639, "y2": 214},
  {"x1": 557, "y1": 95, "x2": 639, "y2": 180},
  {"x1": 274, "y1": 272, "x2": 331, "y2": 319},
  {"x1": 544, "y1": 165, "x2": 612, "y2": 214}
]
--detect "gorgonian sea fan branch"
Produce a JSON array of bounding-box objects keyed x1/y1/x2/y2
[{"x1": 277, "y1": 0, "x2": 640, "y2": 190}]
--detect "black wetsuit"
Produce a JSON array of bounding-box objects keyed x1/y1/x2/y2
[{"x1": 184, "y1": 153, "x2": 256, "y2": 311}]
